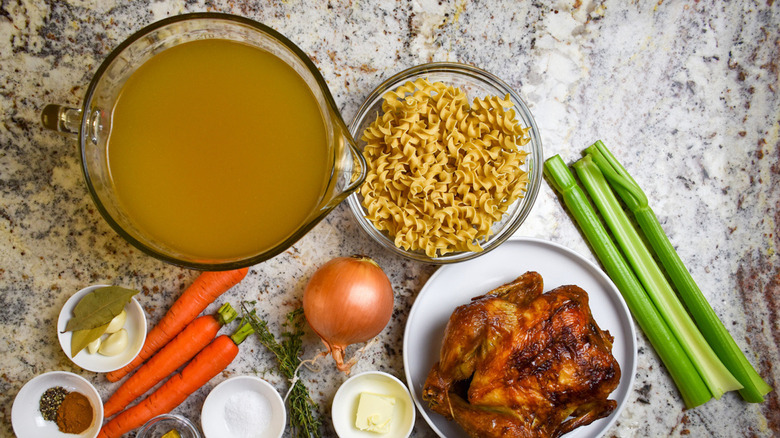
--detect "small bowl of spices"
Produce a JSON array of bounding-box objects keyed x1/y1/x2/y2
[{"x1": 11, "y1": 370, "x2": 103, "y2": 438}]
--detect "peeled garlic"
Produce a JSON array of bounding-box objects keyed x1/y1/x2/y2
[
  {"x1": 99, "y1": 328, "x2": 128, "y2": 356},
  {"x1": 105, "y1": 309, "x2": 127, "y2": 334},
  {"x1": 87, "y1": 336, "x2": 102, "y2": 354}
]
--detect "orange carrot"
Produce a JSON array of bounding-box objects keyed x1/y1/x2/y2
[
  {"x1": 106, "y1": 268, "x2": 248, "y2": 382},
  {"x1": 98, "y1": 323, "x2": 254, "y2": 438},
  {"x1": 103, "y1": 303, "x2": 237, "y2": 418}
]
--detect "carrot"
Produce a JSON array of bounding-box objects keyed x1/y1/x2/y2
[
  {"x1": 103, "y1": 303, "x2": 238, "y2": 418},
  {"x1": 98, "y1": 323, "x2": 254, "y2": 438},
  {"x1": 106, "y1": 268, "x2": 248, "y2": 382}
]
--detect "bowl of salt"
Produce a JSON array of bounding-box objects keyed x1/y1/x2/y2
[{"x1": 201, "y1": 375, "x2": 286, "y2": 438}]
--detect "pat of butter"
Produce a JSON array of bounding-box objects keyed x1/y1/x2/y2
[{"x1": 355, "y1": 391, "x2": 396, "y2": 434}]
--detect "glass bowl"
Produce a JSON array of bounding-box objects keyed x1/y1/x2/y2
[
  {"x1": 347, "y1": 62, "x2": 543, "y2": 264},
  {"x1": 136, "y1": 414, "x2": 202, "y2": 438}
]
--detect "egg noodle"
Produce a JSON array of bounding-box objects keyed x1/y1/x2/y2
[{"x1": 360, "y1": 78, "x2": 531, "y2": 257}]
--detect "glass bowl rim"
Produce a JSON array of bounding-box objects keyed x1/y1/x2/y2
[
  {"x1": 346, "y1": 61, "x2": 544, "y2": 264},
  {"x1": 136, "y1": 413, "x2": 201, "y2": 437}
]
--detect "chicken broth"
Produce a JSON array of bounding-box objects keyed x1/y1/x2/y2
[{"x1": 106, "y1": 39, "x2": 329, "y2": 261}]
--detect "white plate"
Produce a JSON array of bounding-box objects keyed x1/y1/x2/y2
[
  {"x1": 331, "y1": 371, "x2": 416, "y2": 438},
  {"x1": 201, "y1": 375, "x2": 286, "y2": 438},
  {"x1": 403, "y1": 237, "x2": 637, "y2": 438},
  {"x1": 57, "y1": 285, "x2": 147, "y2": 373},
  {"x1": 11, "y1": 371, "x2": 104, "y2": 438}
]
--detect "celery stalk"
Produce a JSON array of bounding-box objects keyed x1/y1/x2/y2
[
  {"x1": 544, "y1": 155, "x2": 712, "y2": 408},
  {"x1": 573, "y1": 155, "x2": 742, "y2": 399},
  {"x1": 586, "y1": 140, "x2": 772, "y2": 402}
]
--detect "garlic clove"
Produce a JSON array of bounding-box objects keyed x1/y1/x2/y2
[
  {"x1": 87, "y1": 336, "x2": 102, "y2": 354},
  {"x1": 105, "y1": 309, "x2": 127, "y2": 334},
  {"x1": 99, "y1": 328, "x2": 128, "y2": 356}
]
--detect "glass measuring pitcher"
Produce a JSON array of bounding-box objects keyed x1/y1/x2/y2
[{"x1": 41, "y1": 13, "x2": 366, "y2": 270}]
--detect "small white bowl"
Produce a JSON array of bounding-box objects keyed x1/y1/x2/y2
[
  {"x1": 201, "y1": 375, "x2": 286, "y2": 438},
  {"x1": 11, "y1": 370, "x2": 104, "y2": 438},
  {"x1": 332, "y1": 371, "x2": 415, "y2": 438},
  {"x1": 57, "y1": 284, "x2": 147, "y2": 373}
]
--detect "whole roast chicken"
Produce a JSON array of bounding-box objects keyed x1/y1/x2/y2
[{"x1": 423, "y1": 271, "x2": 621, "y2": 438}]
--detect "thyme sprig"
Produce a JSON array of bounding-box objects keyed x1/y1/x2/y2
[{"x1": 241, "y1": 302, "x2": 322, "y2": 438}]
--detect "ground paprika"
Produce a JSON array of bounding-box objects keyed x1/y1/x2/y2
[{"x1": 56, "y1": 391, "x2": 93, "y2": 434}]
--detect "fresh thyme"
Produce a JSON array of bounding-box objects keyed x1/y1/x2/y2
[{"x1": 241, "y1": 302, "x2": 321, "y2": 438}]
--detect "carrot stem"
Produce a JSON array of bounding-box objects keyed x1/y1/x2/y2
[
  {"x1": 230, "y1": 320, "x2": 255, "y2": 345},
  {"x1": 214, "y1": 302, "x2": 239, "y2": 325}
]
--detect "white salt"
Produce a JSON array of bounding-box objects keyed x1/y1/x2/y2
[{"x1": 223, "y1": 390, "x2": 272, "y2": 438}]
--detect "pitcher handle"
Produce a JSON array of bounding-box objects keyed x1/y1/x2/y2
[
  {"x1": 41, "y1": 104, "x2": 82, "y2": 135},
  {"x1": 344, "y1": 136, "x2": 367, "y2": 192}
]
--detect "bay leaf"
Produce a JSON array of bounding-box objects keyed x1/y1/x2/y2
[
  {"x1": 71, "y1": 322, "x2": 110, "y2": 357},
  {"x1": 64, "y1": 286, "x2": 139, "y2": 332}
]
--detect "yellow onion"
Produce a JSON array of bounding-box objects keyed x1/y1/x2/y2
[{"x1": 303, "y1": 255, "x2": 394, "y2": 374}]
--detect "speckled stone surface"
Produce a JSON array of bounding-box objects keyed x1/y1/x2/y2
[{"x1": 1, "y1": 1, "x2": 778, "y2": 437}]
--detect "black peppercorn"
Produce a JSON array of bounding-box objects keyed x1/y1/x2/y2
[{"x1": 39, "y1": 386, "x2": 69, "y2": 421}]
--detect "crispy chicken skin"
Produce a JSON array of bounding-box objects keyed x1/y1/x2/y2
[{"x1": 423, "y1": 271, "x2": 620, "y2": 438}]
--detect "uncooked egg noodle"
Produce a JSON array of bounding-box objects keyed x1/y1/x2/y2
[{"x1": 360, "y1": 78, "x2": 531, "y2": 258}]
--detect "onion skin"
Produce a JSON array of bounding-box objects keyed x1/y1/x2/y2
[{"x1": 303, "y1": 255, "x2": 394, "y2": 374}]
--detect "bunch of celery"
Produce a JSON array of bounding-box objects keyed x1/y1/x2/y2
[{"x1": 544, "y1": 142, "x2": 771, "y2": 408}]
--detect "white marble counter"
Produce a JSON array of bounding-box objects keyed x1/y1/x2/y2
[{"x1": 1, "y1": 1, "x2": 778, "y2": 437}]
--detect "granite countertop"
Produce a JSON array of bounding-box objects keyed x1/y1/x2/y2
[{"x1": 1, "y1": 1, "x2": 778, "y2": 437}]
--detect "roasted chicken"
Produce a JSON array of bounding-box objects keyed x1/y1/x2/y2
[{"x1": 423, "y1": 271, "x2": 620, "y2": 438}]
